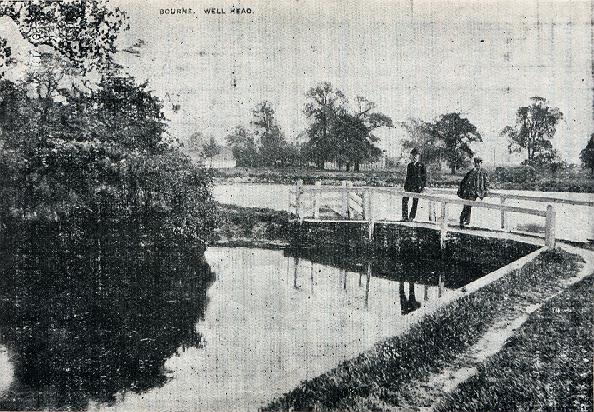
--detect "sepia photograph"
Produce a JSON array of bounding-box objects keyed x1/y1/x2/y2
[{"x1": 0, "y1": 0, "x2": 592, "y2": 410}]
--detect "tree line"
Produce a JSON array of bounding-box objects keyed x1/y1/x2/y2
[
  {"x1": 211, "y1": 87, "x2": 591, "y2": 174},
  {"x1": 216, "y1": 83, "x2": 393, "y2": 171}
]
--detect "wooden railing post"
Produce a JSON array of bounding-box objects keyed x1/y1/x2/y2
[
  {"x1": 545, "y1": 204, "x2": 556, "y2": 248},
  {"x1": 362, "y1": 189, "x2": 368, "y2": 220},
  {"x1": 313, "y1": 180, "x2": 321, "y2": 219},
  {"x1": 346, "y1": 181, "x2": 354, "y2": 219},
  {"x1": 440, "y1": 201, "x2": 448, "y2": 250},
  {"x1": 295, "y1": 179, "x2": 303, "y2": 222},
  {"x1": 428, "y1": 200, "x2": 434, "y2": 222},
  {"x1": 341, "y1": 181, "x2": 348, "y2": 218},
  {"x1": 500, "y1": 196, "x2": 507, "y2": 230},
  {"x1": 367, "y1": 189, "x2": 375, "y2": 241}
]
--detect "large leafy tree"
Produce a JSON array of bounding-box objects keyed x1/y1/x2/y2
[
  {"x1": 432, "y1": 113, "x2": 481, "y2": 174},
  {"x1": 303, "y1": 84, "x2": 392, "y2": 170},
  {"x1": 225, "y1": 126, "x2": 259, "y2": 167},
  {"x1": 187, "y1": 131, "x2": 205, "y2": 153},
  {"x1": 0, "y1": 0, "x2": 215, "y2": 246},
  {"x1": 501, "y1": 97, "x2": 563, "y2": 165},
  {"x1": 401, "y1": 118, "x2": 443, "y2": 165},
  {"x1": 0, "y1": 0, "x2": 128, "y2": 75},
  {"x1": 0, "y1": 73, "x2": 214, "y2": 240},
  {"x1": 251, "y1": 101, "x2": 287, "y2": 166},
  {"x1": 303, "y1": 82, "x2": 347, "y2": 169},
  {"x1": 334, "y1": 97, "x2": 392, "y2": 171},
  {"x1": 580, "y1": 133, "x2": 594, "y2": 174},
  {"x1": 202, "y1": 136, "x2": 222, "y2": 167}
]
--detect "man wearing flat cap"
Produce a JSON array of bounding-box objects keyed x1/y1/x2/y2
[
  {"x1": 457, "y1": 156, "x2": 489, "y2": 227},
  {"x1": 402, "y1": 148, "x2": 426, "y2": 221}
]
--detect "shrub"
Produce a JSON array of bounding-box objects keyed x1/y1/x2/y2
[{"x1": 494, "y1": 165, "x2": 537, "y2": 183}]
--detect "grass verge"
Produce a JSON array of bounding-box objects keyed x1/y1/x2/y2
[
  {"x1": 435, "y1": 273, "x2": 593, "y2": 412},
  {"x1": 212, "y1": 167, "x2": 594, "y2": 193},
  {"x1": 212, "y1": 202, "x2": 294, "y2": 247},
  {"x1": 264, "y1": 248, "x2": 584, "y2": 411}
]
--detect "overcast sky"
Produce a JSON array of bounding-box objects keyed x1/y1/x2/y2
[{"x1": 6, "y1": 0, "x2": 593, "y2": 163}]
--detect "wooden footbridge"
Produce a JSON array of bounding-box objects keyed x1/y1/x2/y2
[{"x1": 289, "y1": 180, "x2": 594, "y2": 249}]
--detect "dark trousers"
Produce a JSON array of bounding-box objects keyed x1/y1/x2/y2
[
  {"x1": 402, "y1": 196, "x2": 419, "y2": 220},
  {"x1": 460, "y1": 196, "x2": 477, "y2": 224}
]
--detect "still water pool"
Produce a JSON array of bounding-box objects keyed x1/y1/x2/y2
[
  {"x1": 87, "y1": 247, "x2": 457, "y2": 412},
  {"x1": 0, "y1": 245, "x2": 467, "y2": 411}
]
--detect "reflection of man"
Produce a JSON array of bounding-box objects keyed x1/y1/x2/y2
[
  {"x1": 402, "y1": 148, "x2": 426, "y2": 221},
  {"x1": 458, "y1": 157, "x2": 489, "y2": 228},
  {"x1": 399, "y1": 281, "x2": 422, "y2": 315}
]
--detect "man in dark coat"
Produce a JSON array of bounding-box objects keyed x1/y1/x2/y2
[
  {"x1": 458, "y1": 157, "x2": 489, "y2": 227},
  {"x1": 402, "y1": 148, "x2": 426, "y2": 221}
]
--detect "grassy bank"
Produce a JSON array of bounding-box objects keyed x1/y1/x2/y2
[
  {"x1": 264, "y1": 249, "x2": 584, "y2": 411},
  {"x1": 212, "y1": 202, "x2": 295, "y2": 248},
  {"x1": 436, "y1": 273, "x2": 593, "y2": 412},
  {"x1": 213, "y1": 166, "x2": 594, "y2": 193}
]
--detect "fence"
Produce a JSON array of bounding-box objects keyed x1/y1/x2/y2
[{"x1": 290, "y1": 180, "x2": 558, "y2": 249}]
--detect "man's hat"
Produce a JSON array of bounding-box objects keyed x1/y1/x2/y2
[
  {"x1": 474, "y1": 156, "x2": 483, "y2": 164},
  {"x1": 410, "y1": 148, "x2": 419, "y2": 155}
]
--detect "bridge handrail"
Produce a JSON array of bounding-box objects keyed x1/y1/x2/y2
[
  {"x1": 291, "y1": 185, "x2": 594, "y2": 208},
  {"x1": 426, "y1": 187, "x2": 594, "y2": 208},
  {"x1": 294, "y1": 185, "x2": 546, "y2": 217},
  {"x1": 291, "y1": 180, "x2": 557, "y2": 247},
  {"x1": 372, "y1": 188, "x2": 547, "y2": 217}
]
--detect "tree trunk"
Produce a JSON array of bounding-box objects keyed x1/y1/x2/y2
[
  {"x1": 528, "y1": 132, "x2": 535, "y2": 161},
  {"x1": 354, "y1": 162, "x2": 360, "y2": 172},
  {"x1": 450, "y1": 164, "x2": 456, "y2": 174},
  {"x1": 346, "y1": 162, "x2": 351, "y2": 171}
]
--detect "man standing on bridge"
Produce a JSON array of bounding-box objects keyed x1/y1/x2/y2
[
  {"x1": 402, "y1": 148, "x2": 426, "y2": 221},
  {"x1": 458, "y1": 156, "x2": 489, "y2": 227}
]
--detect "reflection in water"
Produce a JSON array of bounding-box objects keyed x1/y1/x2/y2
[
  {"x1": 103, "y1": 247, "x2": 456, "y2": 412},
  {"x1": 285, "y1": 243, "x2": 492, "y2": 290},
  {"x1": 285, "y1": 249, "x2": 444, "y2": 315},
  {"x1": 399, "y1": 281, "x2": 421, "y2": 315},
  {"x1": 0, "y1": 220, "x2": 214, "y2": 411}
]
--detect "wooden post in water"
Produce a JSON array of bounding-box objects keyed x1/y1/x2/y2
[
  {"x1": 438, "y1": 275, "x2": 444, "y2": 298},
  {"x1": 295, "y1": 179, "x2": 303, "y2": 222},
  {"x1": 364, "y1": 262, "x2": 371, "y2": 308},
  {"x1": 313, "y1": 180, "x2": 321, "y2": 219},
  {"x1": 293, "y1": 256, "x2": 299, "y2": 289},
  {"x1": 440, "y1": 201, "x2": 449, "y2": 250},
  {"x1": 341, "y1": 181, "x2": 349, "y2": 218},
  {"x1": 500, "y1": 196, "x2": 507, "y2": 230},
  {"x1": 545, "y1": 204, "x2": 556, "y2": 248},
  {"x1": 310, "y1": 262, "x2": 315, "y2": 293}
]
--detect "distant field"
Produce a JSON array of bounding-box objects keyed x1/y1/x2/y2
[{"x1": 212, "y1": 166, "x2": 594, "y2": 193}]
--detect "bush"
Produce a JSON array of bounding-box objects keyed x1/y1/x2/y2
[
  {"x1": 495, "y1": 165, "x2": 537, "y2": 183},
  {"x1": 0, "y1": 76, "x2": 216, "y2": 247}
]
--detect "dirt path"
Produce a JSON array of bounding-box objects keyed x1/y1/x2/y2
[{"x1": 407, "y1": 245, "x2": 594, "y2": 411}]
